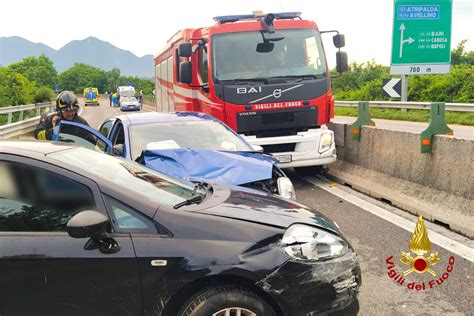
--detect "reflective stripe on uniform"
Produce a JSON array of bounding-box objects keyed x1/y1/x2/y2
[{"x1": 37, "y1": 130, "x2": 47, "y2": 140}]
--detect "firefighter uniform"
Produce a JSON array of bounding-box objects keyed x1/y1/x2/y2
[
  {"x1": 35, "y1": 91, "x2": 91, "y2": 141},
  {"x1": 35, "y1": 112, "x2": 90, "y2": 140}
]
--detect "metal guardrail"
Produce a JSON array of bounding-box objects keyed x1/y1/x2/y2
[
  {"x1": 0, "y1": 102, "x2": 54, "y2": 139},
  {"x1": 335, "y1": 101, "x2": 474, "y2": 112}
]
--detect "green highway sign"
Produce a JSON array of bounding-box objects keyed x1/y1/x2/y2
[{"x1": 390, "y1": 0, "x2": 452, "y2": 75}]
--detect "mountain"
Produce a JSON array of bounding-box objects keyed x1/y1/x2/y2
[{"x1": 0, "y1": 36, "x2": 154, "y2": 78}]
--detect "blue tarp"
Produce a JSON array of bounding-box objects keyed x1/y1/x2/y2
[{"x1": 141, "y1": 149, "x2": 278, "y2": 186}]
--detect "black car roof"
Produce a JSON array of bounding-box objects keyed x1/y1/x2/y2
[{"x1": 0, "y1": 141, "x2": 158, "y2": 216}]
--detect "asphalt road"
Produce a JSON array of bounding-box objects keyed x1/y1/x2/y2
[
  {"x1": 286, "y1": 172, "x2": 473, "y2": 315},
  {"x1": 333, "y1": 116, "x2": 474, "y2": 140},
  {"x1": 78, "y1": 97, "x2": 152, "y2": 129},
  {"x1": 77, "y1": 101, "x2": 474, "y2": 314}
]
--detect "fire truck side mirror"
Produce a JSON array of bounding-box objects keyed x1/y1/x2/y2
[
  {"x1": 336, "y1": 51, "x2": 348, "y2": 73},
  {"x1": 178, "y1": 43, "x2": 192, "y2": 58},
  {"x1": 257, "y1": 42, "x2": 275, "y2": 53},
  {"x1": 333, "y1": 34, "x2": 345, "y2": 48},
  {"x1": 179, "y1": 62, "x2": 193, "y2": 84}
]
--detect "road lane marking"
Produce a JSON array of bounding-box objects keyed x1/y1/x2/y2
[{"x1": 305, "y1": 177, "x2": 474, "y2": 262}]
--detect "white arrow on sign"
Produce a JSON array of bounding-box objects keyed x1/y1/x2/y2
[
  {"x1": 399, "y1": 23, "x2": 415, "y2": 58},
  {"x1": 383, "y1": 78, "x2": 401, "y2": 98}
]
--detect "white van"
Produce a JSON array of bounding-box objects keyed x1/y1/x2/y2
[{"x1": 117, "y1": 86, "x2": 135, "y2": 97}]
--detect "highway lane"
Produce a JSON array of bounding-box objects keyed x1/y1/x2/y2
[
  {"x1": 333, "y1": 116, "x2": 474, "y2": 140},
  {"x1": 78, "y1": 97, "x2": 152, "y2": 129},
  {"x1": 287, "y1": 172, "x2": 474, "y2": 315},
  {"x1": 58, "y1": 100, "x2": 474, "y2": 314}
]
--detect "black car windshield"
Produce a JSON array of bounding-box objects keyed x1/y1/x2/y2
[
  {"x1": 49, "y1": 147, "x2": 196, "y2": 206},
  {"x1": 212, "y1": 28, "x2": 327, "y2": 81},
  {"x1": 129, "y1": 120, "x2": 253, "y2": 160}
]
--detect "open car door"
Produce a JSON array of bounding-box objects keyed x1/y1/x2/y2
[{"x1": 52, "y1": 121, "x2": 113, "y2": 154}]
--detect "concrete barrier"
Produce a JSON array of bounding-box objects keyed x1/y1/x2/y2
[{"x1": 328, "y1": 123, "x2": 474, "y2": 238}]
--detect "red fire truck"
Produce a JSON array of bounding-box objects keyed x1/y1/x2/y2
[{"x1": 154, "y1": 12, "x2": 347, "y2": 173}]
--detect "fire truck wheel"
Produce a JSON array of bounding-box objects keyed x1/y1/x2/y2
[{"x1": 178, "y1": 285, "x2": 276, "y2": 316}]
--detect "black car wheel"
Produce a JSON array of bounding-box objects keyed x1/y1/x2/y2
[{"x1": 179, "y1": 286, "x2": 276, "y2": 316}]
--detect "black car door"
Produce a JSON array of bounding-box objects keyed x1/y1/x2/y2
[{"x1": 0, "y1": 155, "x2": 141, "y2": 315}]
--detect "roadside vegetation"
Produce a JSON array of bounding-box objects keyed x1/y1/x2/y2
[
  {"x1": 0, "y1": 54, "x2": 154, "y2": 108},
  {"x1": 0, "y1": 54, "x2": 154, "y2": 125},
  {"x1": 331, "y1": 41, "x2": 473, "y2": 125}
]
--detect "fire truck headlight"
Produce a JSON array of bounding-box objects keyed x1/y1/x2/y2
[
  {"x1": 319, "y1": 132, "x2": 333, "y2": 153},
  {"x1": 277, "y1": 177, "x2": 296, "y2": 200},
  {"x1": 282, "y1": 224, "x2": 348, "y2": 261}
]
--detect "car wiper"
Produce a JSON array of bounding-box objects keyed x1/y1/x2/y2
[
  {"x1": 173, "y1": 182, "x2": 208, "y2": 209},
  {"x1": 173, "y1": 194, "x2": 205, "y2": 209}
]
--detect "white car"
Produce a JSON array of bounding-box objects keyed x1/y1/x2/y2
[{"x1": 119, "y1": 96, "x2": 141, "y2": 111}]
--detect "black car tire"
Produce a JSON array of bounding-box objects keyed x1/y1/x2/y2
[{"x1": 179, "y1": 285, "x2": 276, "y2": 316}]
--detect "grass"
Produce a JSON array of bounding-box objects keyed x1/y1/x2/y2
[{"x1": 334, "y1": 107, "x2": 474, "y2": 126}]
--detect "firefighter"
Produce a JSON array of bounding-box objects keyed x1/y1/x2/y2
[{"x1": 35, "y1": 91, "x2": 91, "y2": 141}]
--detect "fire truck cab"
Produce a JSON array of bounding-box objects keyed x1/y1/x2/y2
[{"x1": 154, "y1": 12, "x2": 348, "y2": 172}]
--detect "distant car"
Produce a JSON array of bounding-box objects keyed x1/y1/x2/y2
[
  {"x1": 83, "y1": 87, "x2": 99, "y2": 106},
  {"x1": 0, "y1": 141, "x2": 361, "y2": 315},
  {"x1": 52, "y1": 112, "x2": 296, "y2": 200},
  {"x1": 119, "y1": 96, "x2": 141, "y2": 111}
]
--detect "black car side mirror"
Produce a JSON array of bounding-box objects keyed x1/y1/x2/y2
[
  {"x1": 67, "y1": 210, "x2": 109, "y2": 239},
  {"x1": 67, "y1": 210, "x2": 121, "y2": 254}
]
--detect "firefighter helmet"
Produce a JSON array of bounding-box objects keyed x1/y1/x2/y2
[{"x1": 56, "y1": 91, "x2": 80, "y2": 112}]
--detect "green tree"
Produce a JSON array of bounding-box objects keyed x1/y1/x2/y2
[
  {"x1": 33, "y1": 86, "x2": 55, "y2": 103},
  {"x1": 0, "y1": 67, "x2": 35, "y2": 106},
  {"x1": 8, "y1": 54, "x2": 57, "y2": 88},
  {"x1": 105, "y1": 68, "x2": 121, "y2": 92},
  {"x1": 117, "y1": 76, "x2": 154, "y2": 94},
  {"x1": 451, "y1": 40, "x2": 474, "y2": 66},
  {"x1": 331, "y1": 41, "x2": 473, "y2": 102},
  {"x1": 58, "y1": 63, "x2": 107, "y2": 94}
]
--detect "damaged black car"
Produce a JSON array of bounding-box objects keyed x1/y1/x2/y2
[{"x1": 0, "y1": 141, "x2": 361, "y2": 315}]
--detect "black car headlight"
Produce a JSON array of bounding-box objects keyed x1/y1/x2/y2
[{"x1": 282, "y1": 224, "x2": 348, "y2": 261}]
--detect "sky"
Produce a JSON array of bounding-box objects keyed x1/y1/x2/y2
[{"x1": 1, "y1": 0, "x2": 472, "y2": 68}]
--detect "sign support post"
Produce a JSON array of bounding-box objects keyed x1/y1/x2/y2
[{"x1": 401, "y1": 74, "x2": 408, "y2": 102}]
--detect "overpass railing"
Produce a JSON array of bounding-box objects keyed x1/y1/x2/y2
[{"x1": 0, "y1": 102, "x2": 54, "y2": 139}]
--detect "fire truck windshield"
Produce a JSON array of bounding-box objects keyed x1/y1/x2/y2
[{"x1": 212, "y1": 29, "x2": 327, "y2": 82}]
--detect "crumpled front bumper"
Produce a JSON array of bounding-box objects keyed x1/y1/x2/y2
[{"x1": 256, "y1": 251, "x2": 361, "y2": 315}]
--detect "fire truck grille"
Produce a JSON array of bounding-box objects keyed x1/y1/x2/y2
[
  {"x1": 261, "y1": 143, "x2": 296, "y2": 153},
  {"x1": 237, "y1": 107, "x2": 318, "y2": 138}
]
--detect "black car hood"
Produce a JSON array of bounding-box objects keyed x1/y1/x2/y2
[{"x1": 191, "y1": 185, "x2": 339, "y2": 234}]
